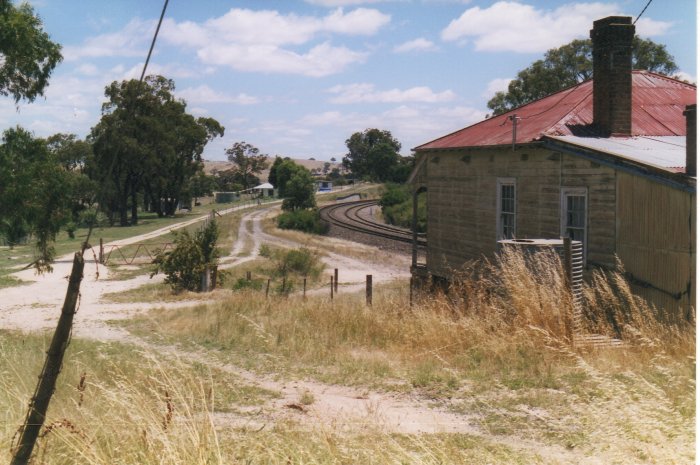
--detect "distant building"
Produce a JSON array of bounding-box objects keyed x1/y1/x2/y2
[
  {"x1": 317, "y1": 181, "x2": 333, "y2": 192},
  {"x1": 252, "y1": 182, "x2": 275, "y2": 197},
  {"x1": 409, "y1": 16, "x2": 696, "y2": 314}
]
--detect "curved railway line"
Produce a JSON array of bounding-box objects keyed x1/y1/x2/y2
[{"x1": 319, "y1": 199, "x2": 426, "y2": 246}]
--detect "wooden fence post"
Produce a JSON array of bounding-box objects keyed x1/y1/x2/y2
[
  {"x1": 266, "y1": 279, "x2": 271, "y2": 298},
  {"x1": 201, "y1": 265, "x2": 211, "y2": 292},
  {"x1": 246, "y1": 271, "x2": 252, "y2": 281},
  {"x1": 334, "y1": 268, "x2": 339, "y2": 293},
  {"x1": 330, "y1": 275, "x2": 334, "y2": 300},
  {"x1": 11, "y1": 253, "x2": 85, "y2": 465},
  {"x1": 366, "y1": 274, "x2": 373, "y2": 306},
  {"x1": 303, "y1": 278, "x2": 307, "y2": 299},
  {"x1": 99, "y1": 238, "x2": 104, "y2": 264}
]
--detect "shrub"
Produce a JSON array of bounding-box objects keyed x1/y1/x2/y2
[
  {"x1": 275, "y1": 247, "x2": 323, "y2": 278},
  {"x1": 276, "y1": 209, "x2": 328, "y2": 234},
  {"x1": 378, "y1": 183, "x2": 426, "y2": 232},
  {"x1": 65, "y1": 221, "x2": 77, "y2": 239},
  {"x1": 232, "y1": 276, "x2": 264, "y2": 291},
  {"x1": 152, "y1": 219, "x2": 220, "y2": 292},
  {"x1": 378, "y1": 183, "x2": 410, "y2": 208}
]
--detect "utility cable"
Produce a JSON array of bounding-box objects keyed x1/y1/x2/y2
[
  {"x1": 140, "y1": 0, "x2": 170, "y2": 82},
  {"x1": 633, "y1": 0, "x2": 653, "y2": 25}
]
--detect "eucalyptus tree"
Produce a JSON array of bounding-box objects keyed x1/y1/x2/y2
[
  {"x1": 225, "y1": 141, "x2": 269, "y2": 190},
  {"x1": 342, "y1": 128, "x2": 402, "y2": 182},
  {"x1": 0, "y1": 0, "x2": 62, "y2": 103},
  {"x1": 46, "y1": 133, "x2": 98, "y2": 223},
  {"x1": 91, "y1": 76, "x2": 223, "y2": 225},
  {"x1": 0, "y1": 127, "x2": 72, "y2": 271},
  {"x1": 487, "y1": 37, "x2": 679, "y2": 115}
]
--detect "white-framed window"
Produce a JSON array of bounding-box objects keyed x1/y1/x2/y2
[
  {"x1": 561, "y1": 187, "x2": 587, "y2": 257},
  {"x1": 497, "y1": 178, "x2": 516, "y2": 239}
]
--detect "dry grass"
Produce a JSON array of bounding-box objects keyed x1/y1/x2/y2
[
  {"x1": 0, "y1": 331, "x2": 535, "y2": 464},
  {"x1": 0, "y1": 331, "x2": 276, "y2": 464},
  {"x1": 124, "y1": 248, "x2": 695, "y2": 463},
  {"x1": 2, "y1": 247, "x2": 694, "y2": 464}
]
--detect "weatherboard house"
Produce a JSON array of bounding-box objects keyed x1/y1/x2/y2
[{"x1": 408, "y1": 16, "x2": 696, "y2": 314}]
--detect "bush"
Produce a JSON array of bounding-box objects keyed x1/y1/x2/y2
[
  {"x1": 277, "y1": 209, "x2": 328, "y2": 234},
  {"x1": 258, "y1": 246, "x2": 324, "y2": 280},
  {"x1": 232, "y1": 276, "x2": 264, "y2": 291},
  {"x1": 275, "y1": 247, "x2": 323, "y2": 278},
  {"x1": 379, "y1": 183, "x2": 410, "y2": 208},
  {"x1": 380, "y1": 184, "x2": 426, "y2": 233},
  {"x1": 152, "y1": 219, "x2": 220, "y2": 292}
]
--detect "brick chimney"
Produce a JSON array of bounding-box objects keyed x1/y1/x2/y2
[
  {"x1": 590, "y1": 16, "x2": 635, "y2": 136},
  {"x1": 684, "y1": 104, "x2": 696, "y2": 176}
]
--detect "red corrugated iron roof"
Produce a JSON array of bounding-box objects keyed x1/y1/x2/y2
[{"x1": 415, "y1": 71, "x2": 696, "y2": 151}]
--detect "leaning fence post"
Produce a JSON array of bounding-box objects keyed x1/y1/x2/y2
[
  {"x1": 11, "y1": 253, "x2": 85, "y2": 465},
  {"x1": 366, "y1": 274, "x2": 373, "y2": 306}
]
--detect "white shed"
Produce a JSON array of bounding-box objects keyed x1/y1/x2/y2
[{"x1": 252, "y1": 182, "x2": 275, "y2": 197}]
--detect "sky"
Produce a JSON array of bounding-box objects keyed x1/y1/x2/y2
[{"x1": 1, "y1": 0, "x2": 696, "y2": 161}]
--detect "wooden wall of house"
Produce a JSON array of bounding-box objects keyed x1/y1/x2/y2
[
  {"x1": 422, "y1": 146, "x2": 618, "y2": 277},
  {"x1": 615, "y1": 172, "x2": 695, "y2": 317}
]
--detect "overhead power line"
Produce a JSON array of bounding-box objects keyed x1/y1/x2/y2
[
  {"x1": 633, "y1": 0, "x2": 653, "y2": 25},
  {"x1": 140, "y1": 0, "x2": 170, "y2": 82}
]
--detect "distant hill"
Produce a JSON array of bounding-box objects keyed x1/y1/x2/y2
[{"x1": 203, "y1": 157, "x2": 344, "y2": 184}]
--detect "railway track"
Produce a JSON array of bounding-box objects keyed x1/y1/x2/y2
[{"x1": 319, "y1": 199, "x2": 426, "y2": 246}]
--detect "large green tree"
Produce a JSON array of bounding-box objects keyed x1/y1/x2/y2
[
  {"x1": 487, "y1": 37, "x2": 679, "y2": 115},
  {"x1": 0, "y1": 127, "x2": 72, "y2": 271},
  {"x1": 342, "y1": 129, "x2": 402, "y2": 182},
  {"x1": 270, "y1": 158, "x2": 304, "y2": 198},
  {"x1": 0, "y1": 1, "x2": 62, "y2": 103},
  {"x1": 91, "y1": 76, "x2": 223, "y2": 225},
  {"x1": 267, "y1": 156, "x2": 286, "y2": 189},
  {"x1": 225, "y1": 141, "x2": 269, "y2": 190},
  {"x1": 281, "y1": 168, "x2": 317, "y2": 212},
  {"x1": 45, "y1": 133, "x2": 98, "y2": 224}
]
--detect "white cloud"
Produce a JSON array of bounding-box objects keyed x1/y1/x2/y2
[
  {"x1": 160, "y1": 8, "x2": 388, "y2": 77},
  {"x1": 441, "y1": 2, "x2": 672, "y2": 53},
  {"x1": 119, "y1": 62, "x2": 200, "y2": 81},
  {"x1": 327, "y1": 83, "x2": 456, "y2": 103},
  {"x1": 300, "y1": 111, "x2": 346, "y2": 126},
  {"x1": 483, "y1": 77, "x2": 512, "y2": 97},
  {"x1": 76, "y1": 64, "x2": 100, "y2": 76},
  {"x1": 177, "y1": 85, "x2": 259, "y2": 105},
  {"x1": 634, "y1": 17, "x2": 673, "y2": 37},
  {"x1": 297, "y1": 103, "x2": 485, "y2": 153},
  {"x1": 197, "y1": 42, "x2": 367, "y2": 77},
  {"x1": 63, "y1": 18, "x2": 154, "y2": 60},
  {"x1": 162, "y1": 8, "x2": 389, "y2": 46},
  {"x1": 394, "y1": 38, "x2": 438, "y2": 53}
]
